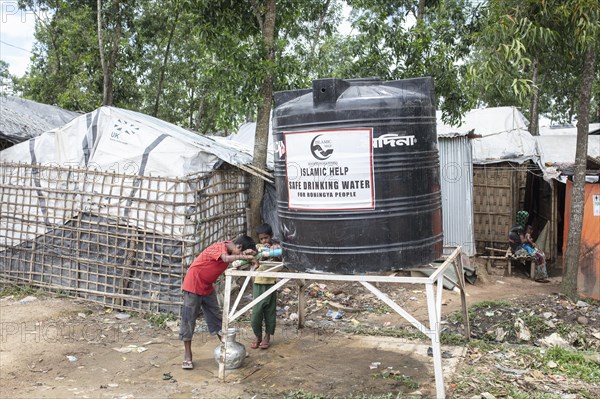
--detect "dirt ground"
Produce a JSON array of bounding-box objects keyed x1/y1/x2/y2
[{"x1": 0, "y1": 258, "x2": 592, "y2": 399}]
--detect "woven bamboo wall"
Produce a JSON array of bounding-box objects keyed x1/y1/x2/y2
[
  {"x1": 473, "y1": 162, "x2": 528, "y2": 254},
  {"x1": 0, "y1": 162, "x2": 249, "y2": 314}
]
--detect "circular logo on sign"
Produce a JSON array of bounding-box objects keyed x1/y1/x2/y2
[{"x1": 310, "y1": 135, "x2": 334, "y2": 160}]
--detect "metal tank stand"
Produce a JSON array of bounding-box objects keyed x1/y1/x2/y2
[{"x1": 218, "y1": 246, "x2": 469, "y2": 399}]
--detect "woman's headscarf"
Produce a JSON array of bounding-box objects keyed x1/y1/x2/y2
[{"x1": 516, "y1": 210, "x2": 529, "y2": 229}]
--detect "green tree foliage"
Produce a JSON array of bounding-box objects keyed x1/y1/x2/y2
[
  {"x1": 469, "y1": 0, "x2": 599, "y2": 299},
  {"x1": 18, "y1": 0, "x2": 140, "y2": 111},
  {"x1": 19, "y1": 0, "x2": 348, "y2": 133},
  {"x1": 467, "y1": 0, "x2": 599, "y2": 124},
  {"x1": 20, "y1": 0, "x2": 101, "y2": 110},
  {"x1": 19, "y1": 0, "x2": 482, "y2": 129},
  {"x1": 0, "y1": 60, "x2": 16, "y2": 95},
  {"x1": 339, "y1": 0, "x2": 481, "y2": 125}
]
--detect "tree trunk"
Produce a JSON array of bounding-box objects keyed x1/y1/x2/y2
[
  {"x1": 528, "y1": 57, "x2": 539, "y2": 136},
  {"x1": 97, "y1": 0, "x2": 121, "y2": 106},
  {"x1": 417, "y1": 0, "x2": 426, "y2": 21},
  {"x1": 153, "y1": 10, "x2": 179, "y2": 117},
  {"x1": 248, "y1": 0, "x2": 276, "y2": 236},
  {"x1": 195, "y1": 93, "x2": 205, "y2": 131},
  {"x1": 560, "y1": 45, "x2": 596, "y2": 300},
  {"x1": 310, "y1": 0, "x2": 330, "y2": 57},
  {"x1": 97, "y1": 0, "x2": 109, "y2": 105},
  {"x1": 105, "y1": 0, "x2": 122, "y2": 106},
  {"x1": 189, "y1": 87, "x2": 195, "y2": 128}
]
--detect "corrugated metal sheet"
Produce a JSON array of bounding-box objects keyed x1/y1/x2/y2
[{"x1": 438, "y1": 136, "x2": 476, "y2": 256}]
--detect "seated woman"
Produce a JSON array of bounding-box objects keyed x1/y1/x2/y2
[
  {"x1": 509, "y1": 218, "x2": 549, "y2": 282},
  {"x1": 521, "y1": 225, "x2": 549, "y2": 282}
]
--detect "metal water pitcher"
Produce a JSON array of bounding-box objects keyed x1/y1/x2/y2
[{"x1": 213, "y1": 328, "x2": 246, "y2": 369}]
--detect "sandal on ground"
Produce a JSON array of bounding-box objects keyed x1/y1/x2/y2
[
  {"x1": 250, "y1": 339, "x2": 261, "y2": 349},
  {"x1": 535, "y1": 279, "x2": 550, "y2": 283},
  {"x1": 259, "y1": 340, "x2": 270, "y2": 349},
  {"x1": 182, "y1": 360, "x2": 194, "y2": 369}
]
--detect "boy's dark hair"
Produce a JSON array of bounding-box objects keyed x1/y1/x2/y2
[
  {"x1": 255, "y1": 223, "x2": 273, "y2": 236},
  {"x1": 233, "y1": 235, "x2": 256, "y2": 251}
]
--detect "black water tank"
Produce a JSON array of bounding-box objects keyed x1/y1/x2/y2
[{"x1": 272, "y1": 77, "x2": 442, "y2": 274}]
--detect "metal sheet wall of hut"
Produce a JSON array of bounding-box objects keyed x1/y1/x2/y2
[
  {"x1": 0, "y1": 162, "x2": 249, "y2": 314},
  {"x1": 473, "y1": 162, "x2": 528, "y2": 254}
]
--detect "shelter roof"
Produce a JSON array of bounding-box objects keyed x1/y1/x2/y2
[
  {"x1": 539, "y1": 122, "x2": 600, "y2": 136},
  {"x1": 436, "y1": 106, "x2": 536, "y2": 164},
  {"x1": 0, "y1": 106, "x2": 253, "y2": 178},
  {"x1": 536, "y1": 135, "x2": 600, "y2": 182},
  {"x1": 216, "y1": 121, "x2": 275, "y2": 170},
  {"x1": 0, "y1": 95, "x2": 79, "y2": 144}
]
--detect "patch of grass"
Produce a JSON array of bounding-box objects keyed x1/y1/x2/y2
[
  {"x1": 520, "y1": 313, "x2": 551, "y2": 337},
  {"x1": 445, "y1": 310, "x2": 463, "y2": 324},
  {"x1": 283, "y1": 391, "x2": 412, "y2": 399},
  {"x1": 440, "y1": 331, "x2": 468, "y2": 345},
  {"x1": 449, "y1": 300, "x2": 513, "y2": 325},
  {"x1": 469, "y1": 300, "x2": 512, "y2": 310},
  {"x1": 370, "y1": 304, "x2": 393, "y2": 314},
  {"x1": 143, "y1": 311, "x2": 177, "y2": 328},
  {"x1": 581, "y1": 298, "x2": 600, "y2": 307},
  {"x1": 555, "y1": 322, "x2": 587, "y2": 346},
  {"x1": 540, "y1": 346, "x2": 600, "y2": 382},
  {"x1": 344, "y1": 325, "x2": 428, "y2": 341},
  {"x1": 376, "y1": 370, "x2": 419, "y2": 390},
  {"x1": 576, "y1": 391, "x2": 599, "y2": 399},
  {"x1": 283, "y1": 391, "x2": 327, "y2": 399},
  {"x1": 467, "y1": 339, "x2": 496, "y2": 352},
  {"x1": 54, "y1": 289, "x2": 71, "y2": 298},
  {"x1": 502, "y1": 386, "x2": 567, "y2": 399},
  {"x1": 0, "y1": 284, "x2": 44, "y2": 299}
]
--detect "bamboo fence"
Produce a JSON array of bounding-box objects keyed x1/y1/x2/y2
[{"x1": 0, "y1": 162, "x2": 249, "y2": 314}]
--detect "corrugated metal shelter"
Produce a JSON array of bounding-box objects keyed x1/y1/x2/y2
[
  {"x1": 436, "y1": 129, "x2": 475, "y2": 256},
  {"x1": 438, "y1": 107, "x2": 537, "y2": 255},
  {"x1": 0, "y1": 106, "x2": 256, "y2": 314}
]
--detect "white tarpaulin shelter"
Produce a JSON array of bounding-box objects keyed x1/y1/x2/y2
[
  {"x1": 214, "y1": 121, "x2": 275, "y2": 170},
  {"x1": 0, "y1": 106, "x2": 253, "y2": 247},
  {"x1": 0, "y1": 106, "x2": 253, "y2": 174},
  {"x1": 539, "y1": 122, "x2": 600, "y2": 136},
  {"x1": 437, "y1": 106, "x2": 537, "y2": 164},
  {"x1": 1, "y1": 106, "x2": 252, "y2": 313},
  {"x1": 536, "y1": 135, "x2": 600, "y2": 182}
]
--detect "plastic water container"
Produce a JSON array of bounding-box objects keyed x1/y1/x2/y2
[
  {"x1": 272, "y1": 77, "x2": 443, "y2": 274},
  {"x1": 260, "y1": 247, "x2": 283, "y2": 258}
]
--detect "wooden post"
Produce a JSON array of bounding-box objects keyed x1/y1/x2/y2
[
  {"x1": 452, "y1": 256, "x2": 470, "y2": 339},
  {"x1": 218, "y1": 274, "x2": 232, "y2": 379},
  {"x1": 297, "y1": 279, "x2": 305, "y2": 328}
]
